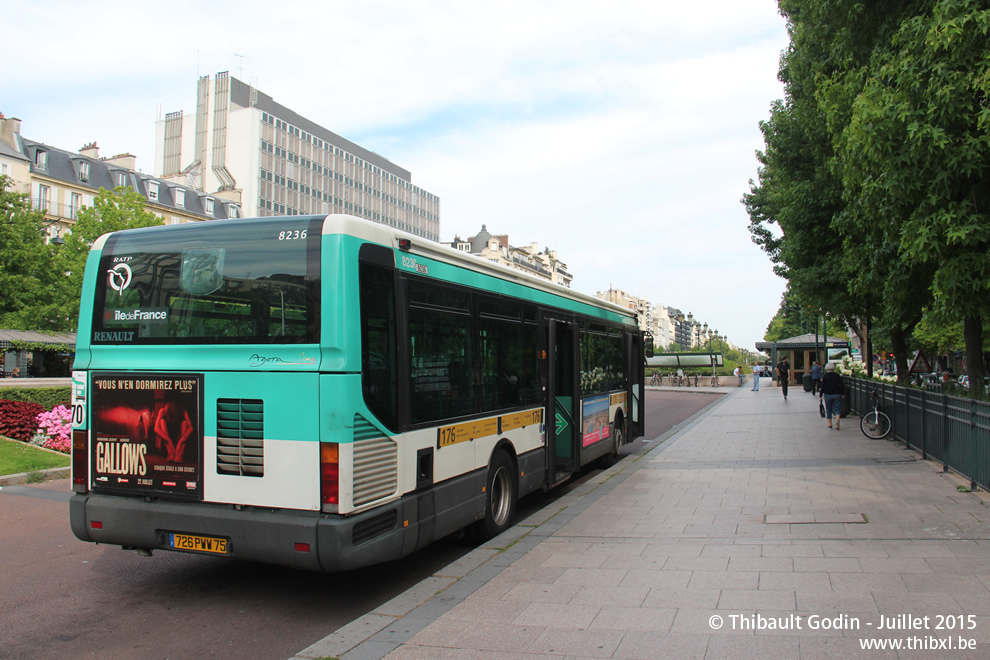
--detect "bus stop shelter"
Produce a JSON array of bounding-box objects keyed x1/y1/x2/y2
[
  {"x1": 646, "y1": 352, "x2": 723, "y2": 371},
  {"x1": 755, "y1": 334, "x2": 850, "y2": 386},
  {"x1": 0, "y1": 329, "x2": 77, "y2": 378}
]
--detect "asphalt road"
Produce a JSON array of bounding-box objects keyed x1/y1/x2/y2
[{"x1": 0, "y1": 389, "x2": 720, "y2": 660}]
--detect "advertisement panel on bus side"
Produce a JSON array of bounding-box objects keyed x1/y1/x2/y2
[
  {"x1": 90, "y1": 373, "x2": 203, "y2": 499},
  {"x1": 582, "y1": 394, "x2": 611, "y2": 447}
]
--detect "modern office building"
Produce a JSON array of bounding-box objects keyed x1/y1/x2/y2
[{"x1": 155, "y1": 72, "x2": 440, "y2": 240}]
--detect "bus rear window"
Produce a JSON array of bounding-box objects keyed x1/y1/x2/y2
[{"x1": 92, "y1": 218, "x2": 320, "y2": 345}]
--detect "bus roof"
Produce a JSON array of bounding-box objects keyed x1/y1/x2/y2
[
  {"x1": 92, "y1": 213, "x2": 638, "y2": 325},
  {"x1": 318, "y1": 214, "x2": 638, "y2": 324}
]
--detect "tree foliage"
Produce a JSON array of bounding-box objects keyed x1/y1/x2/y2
[
  {"x1": 0, "y1": 175, "x2": 60, "y2": 330},
  {"x1": 764, "y1": 289, "x2": 848, "y2": 343},
  {"x1": 746, "y1": 0, "x2": 990, "y2": 393},
  {"x1": 0, "y1": 183, "x2": 163, "y2": 333},
  {"x1": 49, "y1": 187, "x2": 163, "y2": 331}
]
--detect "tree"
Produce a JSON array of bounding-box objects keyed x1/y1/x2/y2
[
  {"x1": 743, "y1": 1, "x2": 890, "y2": 359},
  {"x1": 764, "y1": 305, "x2": 805, "y2": 343},
  {"x1": 744, "y1": 0, "x2": 988, "y2": 387},
  {"x1": 914, "y1": 308, "x2": 966, "y2": 358},
  {"x1": 840, "y1": 0, "x2": 990, "y2": 393},
  {"x1": 0, "y1": 175, "x2": 60, "y2": 330},
  {"x1": 49, "y1": 187, "x2": 163, "y2": 331}
]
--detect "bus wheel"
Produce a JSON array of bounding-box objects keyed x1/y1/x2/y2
[
  {"x1": 599, "y1": 419, "x2": 624, "y2": 468},
  {"x1": 471, "y1": 450, "x2": 517, "y2": 542}
]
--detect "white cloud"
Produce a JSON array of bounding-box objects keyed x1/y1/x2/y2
[{"x1": 1, "y1": 0, "x2": 789, "y2": 348}]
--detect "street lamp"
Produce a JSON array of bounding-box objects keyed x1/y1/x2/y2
[
  {"x1": 42, "y1": 219, "x2": 64, "y2": 246},
  {"x1": 712, "y1": 329, "x2": 720, "y2": 379}
]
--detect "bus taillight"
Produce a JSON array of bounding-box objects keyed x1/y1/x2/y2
[
  {"x1": 72, "y1": 430, "x2": 88, "y2": 493},
  {"x1": 320, "y1": 443, "x2": 339, "y2": 513}
]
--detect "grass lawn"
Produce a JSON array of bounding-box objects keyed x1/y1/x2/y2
[{"x1": 0, "y1": 436, "x2": 70, "y2": 476}]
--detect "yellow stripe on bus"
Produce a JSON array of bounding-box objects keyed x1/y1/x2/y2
[
  {"x1": 437, "y1": 417, "x2": 499, "y2": 448},
  {"x1": 501, "y1": 409, "x2": 543, "y2": 432},
  {"x1": 437, "y1": 408, "x2": 544, "y2": 449}
]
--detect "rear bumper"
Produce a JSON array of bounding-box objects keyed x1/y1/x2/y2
[{"x1": 70, "y1": 492, "x2": 411, "y2": 572}]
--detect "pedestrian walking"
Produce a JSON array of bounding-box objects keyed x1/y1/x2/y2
[
  {"x1": 820, "y1": 362, "x2": 845, "y2": 429},
  {"x1": 810, "y1": 361, "x2": 822, "y2": 395},
  {"x1": 751, "y1": 364, "x2": 760, "y2": 391},
  {"x1": 776, "y1": 356, "x2": 790, "y2": 400}
]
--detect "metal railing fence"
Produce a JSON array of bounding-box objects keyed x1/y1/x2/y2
[{"x1": 847, "y1": 377, "x2": 990, "y2": 491}]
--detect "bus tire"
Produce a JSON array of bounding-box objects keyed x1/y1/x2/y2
[
  {"x1": 470, "y1": 449, "x2": 517, "y2": 542},
  {"x1": 598, "y1": 417, "x2": 624, "y2": 468}
]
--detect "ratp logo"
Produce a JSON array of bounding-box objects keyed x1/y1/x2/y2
[{"x1": 107, "y1": 263, "x2": 132, "y2": 295}]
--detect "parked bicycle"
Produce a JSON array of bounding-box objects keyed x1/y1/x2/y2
[{"x1": 860, "y1": 388, "x2": 892, "y2": 439}]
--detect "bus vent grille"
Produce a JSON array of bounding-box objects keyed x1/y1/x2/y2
[
  {"x1": 352, "y1": 509, "x2": 397, "y2": 546},
  {"x1": 216, "y1": 399, "x2": 264, "y2": 477},
  {"x1": 353, "y1": 415, "x2": 386, "y2": 442},
  {"x1": 352, "y1": 419, "x2": 397, "y2": 507}
]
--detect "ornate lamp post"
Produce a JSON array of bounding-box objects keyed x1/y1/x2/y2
[{"x1": 42, "y1": 219, "x2": 65, "y2": 245}]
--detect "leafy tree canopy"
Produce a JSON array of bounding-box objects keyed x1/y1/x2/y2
[
  {"x1": 48, "y1": 187, "x2": 163, "y2": 332},
  {"x1": 0, "y1": 175, "x2": 60, "y2": 330},
  {"x1": 747, "y1": 0, "x2": 990, "y2": 392}
]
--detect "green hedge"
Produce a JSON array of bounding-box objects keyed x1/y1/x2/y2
[{"x1": 0, "y1": 387, "x2": 71, "y2": 410}]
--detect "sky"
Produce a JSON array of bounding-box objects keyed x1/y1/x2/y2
[{"x1": 3, "y1": 0, "x2": 791, "y2": 350}]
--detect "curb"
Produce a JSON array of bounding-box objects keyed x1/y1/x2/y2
[
  {"x1": 0, "y1": 466, "x2": 70, "y2": 487},
  {"x1": 290, "y1": 391, "x2": 730, "y2": 660}
]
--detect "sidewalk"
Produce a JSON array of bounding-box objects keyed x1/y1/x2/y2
[{"x1": 294, "y1": 384, "x2": 990, "y2": 660}]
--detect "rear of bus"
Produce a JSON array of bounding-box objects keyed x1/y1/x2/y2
[{"x1": 69, "y1": 215, "x2": 400, "y2": 571}]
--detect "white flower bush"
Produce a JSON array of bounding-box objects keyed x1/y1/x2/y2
[{"x1": 838, "y1": 356, "x2": 896, "y2": 383}]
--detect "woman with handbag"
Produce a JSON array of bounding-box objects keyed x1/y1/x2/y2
[{"x1": 820, "y1": 363, "x2": 845, "y2": 430}]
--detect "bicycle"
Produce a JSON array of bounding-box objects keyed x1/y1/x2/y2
[{"x1": 859, "y1": 388, "x2": 892, "y2": 439}]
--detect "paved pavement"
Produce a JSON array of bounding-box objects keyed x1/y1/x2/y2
[{"x1": 294, "y1": 382, "x2": 990, "y2": 659}]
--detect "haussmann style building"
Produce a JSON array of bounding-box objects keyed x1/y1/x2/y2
[
  {"x1": 0, "y1": 114, "x2": 240, "y2": 244},
  {"x1": 450, "y1": 225, "x2": 573, "y2": 288}
]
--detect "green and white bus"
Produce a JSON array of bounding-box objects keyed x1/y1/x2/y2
[{"x1": 69, "y1": 214, "x2": 647, "y2": 571}]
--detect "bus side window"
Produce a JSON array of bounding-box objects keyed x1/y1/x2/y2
[
  {"x1": 359, "y1": 264, "x2": 398, "y2": 431},
  {"x1": 408, "y1": 281, "x2": 472, "y2": 425}
]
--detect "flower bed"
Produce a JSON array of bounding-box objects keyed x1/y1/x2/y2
[
  {"x1": 0, "y1": 399, "x2": 72, "y2": 454},
  {"x1": 31, "y1": 405, "x2": 72, "y2": 454}
]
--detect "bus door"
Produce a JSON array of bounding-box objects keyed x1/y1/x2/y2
[
  {"x1": 627, "y1": 332, "x2": 646, "y2": 440},
  {"x1": 546, "y1": 317, "x2": 579, "y2": 485}
]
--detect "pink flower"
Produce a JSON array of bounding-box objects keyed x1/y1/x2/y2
[{"x1": 35, "y1": 405, "x2": 72, "y2": 454}]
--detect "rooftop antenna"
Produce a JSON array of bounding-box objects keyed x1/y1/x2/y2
[{"x1": 234, "y1": 53, "x2": 249, "y2": 80}]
